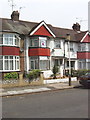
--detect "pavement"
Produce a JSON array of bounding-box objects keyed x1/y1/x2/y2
[{"x1": 0, "y1": 80, "x2": 81, "y2": 97}]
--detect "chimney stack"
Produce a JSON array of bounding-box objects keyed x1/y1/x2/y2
[
  {"x1": 72, "y1": 22, "x2": 80, "y2": 32},
  {"x1": 11, "y1": 11, "x2": 19, "y2": 21}
]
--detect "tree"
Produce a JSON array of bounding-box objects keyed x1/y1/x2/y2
[{"x1": 52, "y1": 65, "x2": 59, "y2": 79}]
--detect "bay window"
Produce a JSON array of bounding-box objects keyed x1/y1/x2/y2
[
  {"x1": 0, "y1": 56, "x2": 20, "y2": 71},
  {"x1": 29, "y1": 56, "x2": 50, "y2": 70},
  {"x1": 30, "y1": 37, "x2": 47, "y2": 48},
  {"x1": 0, "y1": 34, "x2": 20, "y2": 46}
]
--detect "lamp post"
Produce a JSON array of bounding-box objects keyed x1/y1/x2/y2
[{"x1": 66, "y1": 34, "x2": 71, "y2": 86}]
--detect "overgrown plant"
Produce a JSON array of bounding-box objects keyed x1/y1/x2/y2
[
  {"x1": 27, "y1": 69, "x2": 41, "y2": 83},
  {"x1": 52, "y1": 65, "x2": 59, "y2": 79}
]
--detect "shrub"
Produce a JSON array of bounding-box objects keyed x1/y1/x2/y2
[
  {"x1": 4, "y1": 72, "x2": 18, "y2": 80},
  {"x1": 72, "y1": 69, "x2": 90, "y2": 77},
  {"x1": 52, "y1": 65, "x2": 59, "y2": 79},
  {"x1": 27, "y1": 69, "x2": 41, "y2": 83}
]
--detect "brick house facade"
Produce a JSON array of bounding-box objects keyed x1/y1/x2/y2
[{"x1": 0, "y1": 11, "x2": 89, "y2": 78}]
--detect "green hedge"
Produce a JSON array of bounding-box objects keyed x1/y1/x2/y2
[
  {"x1": 71, "y1": 69, "x2": 90, "y2": 77},
  {"x1": 4, "y1": 72, "x2": 18, "y2": 80},
  {"x1": 27, "y1": 69, "x2": 41, "y2": 83}
]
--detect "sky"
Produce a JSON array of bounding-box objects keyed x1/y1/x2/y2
[{"x1": 0, "y1": 0, "x2": 89, "y2": 31}]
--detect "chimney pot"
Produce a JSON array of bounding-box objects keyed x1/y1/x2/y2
[
  {"x1": 11, "y1": 11, "x2": 19, "y2": 21},
  {"x1": 72, "y1": 22, "x2": 80, "y2": 32}
]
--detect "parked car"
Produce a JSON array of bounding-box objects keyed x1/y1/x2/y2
[{"x1": 79, "y1": 72, "x2": 90, "y2": 88}]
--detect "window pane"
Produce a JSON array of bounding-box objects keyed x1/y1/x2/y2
[
  {"x1": 0, "y1": 34, "x2": 3, "y2": 44},
  {"x1": 5, "y1": 60, "x2": 9, "y2": 70},
  {"x1": 9, "y1": 38, "x2": 13, "y2": 45},
  {"x1": 15, "y1": 35, "x2": 19, "y2": 46},
  {"x1": 10, "y1": 56, "x2": 13, "y2": 59},
  {"x1": 5, "y1": 56, "x2": 8, "y2": 59},
  {"x1": 30, "y1": 38, "x2": 39, "y2": 47},
  {"x1": 10, "y1": 60, "x2": 13, "y2": 70},
  {"x1": 40, "y1": 39, "x2": 46, "y2": 47},
  {"x1": 55, "y1": 40, "x2": 61, "y2": 48},
  {"x1": 0, "y1": 60, "x2": 3, "y2": 70},
  {"x1": 40, "y1": 60, "x2": 49, "y2": 70},
  {"x1": 31, "y1": 61, "x2": 34, "y2": 69},
  {"x1": 4, "y1": 38, "x2": 8, "y2": 44},
  {"x1": 35, "y1": 60, "x2": 38, "y2": 69},
  {"x1": 17, "y1": 61, "x2": 19, "y2": 69},
  {"x1": 0, "y1": 56, "x2": 3, "y2": 59}
]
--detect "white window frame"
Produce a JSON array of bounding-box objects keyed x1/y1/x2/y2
[
  {"x1": 54, "y1": 40, "x2": 61, "y2": 49},
  {"x1": 0, "y1": 56, "x2": 20, "y2": 72},
  {"x1": 0, "y1": 34, "x2": 20, "y2": 47},
  {"x1": 30, "y1": 37, "x2": 47, "y2": 48},
  {"x1": 39, "y1": 37, "x2": 47, "y2": 48},
  {"x1": 30, "y1": 37, "x2": 39, "y2": 47},
  {"x1": 70, "y1": 42, "x2": 74, "y2": 52}
]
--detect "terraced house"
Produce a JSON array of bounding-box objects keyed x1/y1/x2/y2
[{"x1": 0, "y1": 11, "x2": 90, "y2": 78}]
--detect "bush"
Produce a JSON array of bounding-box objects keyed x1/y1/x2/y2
[
  {"x1": 52, "y1": 65, "x2": 59, "y2": 79},
  {"x1": 72, "y1": 69, "x2": 90, "y2": 77},
  {"x1": 4, "y1": 72, "x2": 18, "y2": 80},
  {"x1": 27, "y1": 69, "x2": 41, "y2": 83}
]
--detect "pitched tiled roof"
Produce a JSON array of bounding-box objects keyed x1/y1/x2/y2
[
  {"x1": 0, "y1": 18, "x2": 38, "y2": 34},
  {"x1": 0, "y1": 18, "x2": 87, "y2": 41},
  {"x1": 75, "y1": 31, "x2": 87, "y2": 41}
]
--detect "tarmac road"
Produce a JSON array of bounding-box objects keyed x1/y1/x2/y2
[{"x1": 2, "y1": 88, "x2": 89, "y2": 118}]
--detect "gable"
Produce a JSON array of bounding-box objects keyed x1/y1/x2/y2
[
  {"x1": 81, "y1": 33, "x2": 90, "y2": 43},
  {"x1": 30, "y1": 21, "x2": 56, "y2": 37},
  {"x1": 33, "y1": 25, "x2": 53, "y2": 36}
]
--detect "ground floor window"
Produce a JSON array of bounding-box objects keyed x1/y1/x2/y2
[
  {"x1": 79, "y1": 59, "x2": 90, "y2": 70},
  {"x1": 40, "y1": 60, "x2": 49, "y2": 70},
  {"x1": 29, "y1": 56, "x2": 39, "y2": 70},
  {"x1": 66, "y1": 61, "x2": 75, "y2": 68},
  {"x1": 54, "y1": 59, "x2": 62, "y2": 66},
  {"x1": 0, "y1": 56, "x2": 20, "y2": 71},
  {"x1": 29, "y1": 56, "x2": 50, "y2": 70},
  {"x1": 79, "y1": 59, "x2": 86, "y2": 69}
]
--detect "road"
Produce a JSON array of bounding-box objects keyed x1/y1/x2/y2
[{"x1": 2, "y1": 88, "x2": 89, "y2": 118}]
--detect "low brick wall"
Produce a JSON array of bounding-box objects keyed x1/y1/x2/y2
[
  {"x1": 44, "y1": 77, "x2": 77, "y2": 84},
  {"x1": 0, "y1": 72, "x2": 44, "y2": 88}
]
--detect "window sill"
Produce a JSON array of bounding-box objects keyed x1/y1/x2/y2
[
  {"x1": 0, "y1": 70, "x2": 20, "y2": 72},
  {"x1": 0, "y1": 45, "x2": 20, "y2": 47}
]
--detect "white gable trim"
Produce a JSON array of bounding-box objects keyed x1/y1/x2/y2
[
  {"x1": 81, "y1": 32, "x2": 88, "y2": 42},
  {"x1": 30, "y1": 21, "x2": 56, "y2": 37}
]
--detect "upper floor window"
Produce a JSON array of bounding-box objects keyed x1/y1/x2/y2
[
  {"x1": 70, "y1": 42, "x2": 74, "y2": 51},
  {"x1": 30, "y1": 38, "x2": 39, "y2": 47},
  {"x1": 0, "y1": 34, "x2": 20, "y2": 47},
  {"x1": 30, "y1": 37, "x2": 47, "y2": 48},
  {"x1": 39, "y1": 37, "x2": 47, "y2": 48},
  {"x1": 78, "y1": 43, "x2": 90, "y2": 51},
  {"x1": 54, "y1": 40, "x2": 61, "y2": 48}
]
